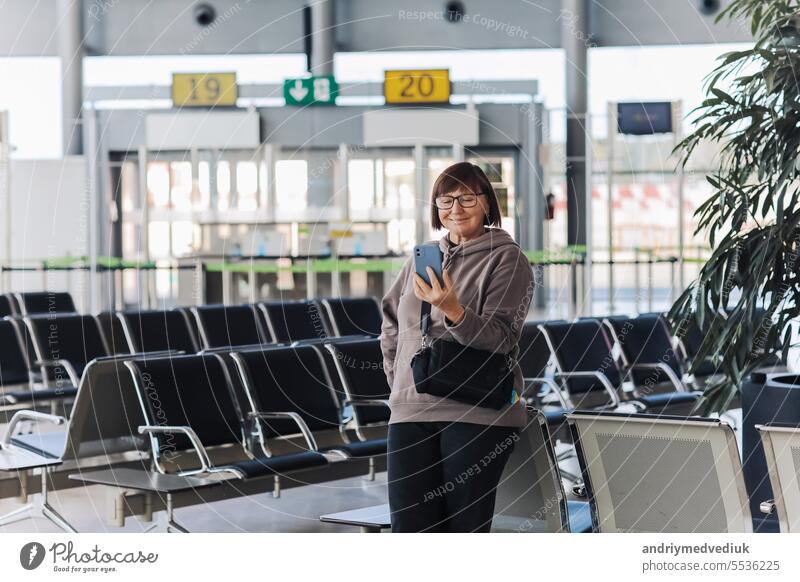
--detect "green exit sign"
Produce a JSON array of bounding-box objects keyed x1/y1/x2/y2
[{"x1": 283, "y1": 76, "x2": 338, "y2": 106}]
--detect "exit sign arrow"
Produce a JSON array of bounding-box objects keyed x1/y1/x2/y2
[
  {"x1": 288, "y1": 79, "x2": 308, "y2": 101},
  {"x1": 283, "y1": 75, "x2": 338, "y2": 106}
]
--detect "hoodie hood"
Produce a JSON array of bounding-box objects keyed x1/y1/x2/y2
[{"x1": 438, "y1": 226, "x2": 520, "y2": 258}]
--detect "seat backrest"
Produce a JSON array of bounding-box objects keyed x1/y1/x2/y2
[
  {"x1": 608, "y1": 314, "x2": 683, "y2": 386},
  {"x1": 7, "y1": 316, "x2": 40, "y2": 378},
  {"x1": 568, "y1": 411, "x2": 751, "y2": 533},
  {"x1": 232, "y1": 346, "x2": 341, "y2": 438},
  {"x1": 61, "y1": 356, "x2": 150, "y2": 461},
  {"x1": 119, "y1": 310, "x2": 199, "y2": 354},
  {"x1": 127, "y1": 354, "x2": 244, "y2": 459},
  {"x1": 26, "y1": 314, "x2": 109, "y2": 381},
  {"x1": 517, "y1": 321, "x2": 552, "y2": 380},
  {"x1": 193, "y1": 304, "x2": 270, "y2": 348},
  {"x1": 324, "y1": 338, "x2": 390, "y2": 426},
  {"x1": 493, "y1": 409, "x2": 570, "y2": 532},
  {"x1": 757, "y1": 423, "x2": 800, "y2": 533},
  {"x1": 0, "y1": 318, "x2": 31, "y2": 386},
  {"x1": 0, "y1": 294, "x2": 16, "y2": 318},
  {"x1": 540, "y1": 319, "x2": 621, "y2": 397},
  {"x1": 16, "y1": 291, "x2": 77, "y2": 315},
  {"x1": 97, "y1": 312, "x2": 131, "y2": 355},
  {"x1": 292, "y1": 335, "x2": 373, "y2": 405},
  {"x1": 320, "y1": 297, "x2": 382, "y2": 337},
  {"x1": 258, "y1": 300, "x2": 329, "y2": 342}
]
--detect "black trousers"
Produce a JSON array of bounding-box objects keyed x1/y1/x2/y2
[{"x1": 387, "y1": 421, "x2": 518, "y2": 533}]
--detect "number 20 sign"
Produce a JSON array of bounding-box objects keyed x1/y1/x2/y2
[
  {"x1": 172, "y1": 72, "x2": 238, "y2": 108},
  {"x1": 384, "y1": 69, "x2": 450, "y2": 104}
]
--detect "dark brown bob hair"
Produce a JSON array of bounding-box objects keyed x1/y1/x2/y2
[{"x1": 430, "y1": 161, "x2": 502, "y2": 230}]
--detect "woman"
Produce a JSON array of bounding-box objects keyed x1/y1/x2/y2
[{"x1": 380, "y1": 161, "x2": 535, "y2": 533}]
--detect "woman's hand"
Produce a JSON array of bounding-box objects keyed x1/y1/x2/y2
[{"x1": 412, "y1": 268, "x2": 466, "y2": 325}]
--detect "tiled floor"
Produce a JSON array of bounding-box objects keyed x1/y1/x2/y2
[{"x1": 0, "y1": 471, "x2": 389, "y2": 533}]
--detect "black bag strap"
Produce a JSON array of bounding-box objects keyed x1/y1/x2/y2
[{"x1": 420, "y1": 301, "x2": 432, "y2": 337}]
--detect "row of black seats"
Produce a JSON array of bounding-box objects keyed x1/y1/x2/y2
[
  {"x1": 515, "y1": 313, "x2": 723, "y2": 421},
  {"x1": 0, "y1": 294, "x2": 383, "y2": 410},
  {"x1": 128, "y1": 339, "x2": 391, "y2": 485},
  {"x1": 0, "y1": 291, "x2": 77, "y2": 317}
]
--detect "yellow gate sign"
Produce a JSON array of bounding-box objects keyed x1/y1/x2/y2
[
  {"x1": 172, "y1": 72, "x2": 238, "y2": 107},
  {"x1": 384, "y1": 69, "x2": 450, "y2": 104}
]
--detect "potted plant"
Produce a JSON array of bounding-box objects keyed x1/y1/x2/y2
[{"x1": 668, "y1": 0, "x2": 800, "y2": 414}]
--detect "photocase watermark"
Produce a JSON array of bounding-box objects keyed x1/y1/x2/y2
[
  {"x1": 140, "y1": 371, "x2": 179, "y2": 461},
  {"x1": 513, "y1": 493, "x2": 562, "y2": 532},
  {"x1": 556, "y1": 8, "x2": 597, "y2": 49},
  {"x1": 87, "y1": 0, "x2": 121, "y2": 22},
  {"x1": 180, "y1": 0, "x2": 251, "y2": 55},
  {"x1": 397, "y1": 10, "x2": 531, "y2": 39},
  {"x1": 19, "y1": 542, "x2": 46, "y2": 571},
  {"x1": 423, "y1": 432, "x2": 519, "y2": 502},
  {"x1": 20, "y1": 541, "x2": 158, "y2": 574}
]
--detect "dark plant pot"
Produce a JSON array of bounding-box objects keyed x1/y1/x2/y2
[{"x1": 741, "y1": 372, "x2": 800, "y2": 533}]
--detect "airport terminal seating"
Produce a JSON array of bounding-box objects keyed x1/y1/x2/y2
[
  {"x1": 1, "y1": 288, "x2": 796, "y2": 533},
  {"x1": 568, "y1": 411, "x2": 752, "y2": 533},
  {"x1": 756, "y1": 423, "x2": 800, "y2": 533},
  {"x1": 258, "y1": 300, "x2": 330, "y2": 342},
  {"x1": 117, "y1": 309, "x2": 200, "y2": 354},
  {"x1": 539, "y1": 319, "x2": 701, "y2": 415},
  {"x1": 319, "y1": 297, "x2": 382, "y2": 337},
  {"x1": 324, "y1": 338, "x2": 391, "y2": 440},
  {"x1": 15, "y1": 291, "x2": 77, "y2": 315},
  {"x1": 192, "y1": 304, "x2": 270, "y2": 349}
]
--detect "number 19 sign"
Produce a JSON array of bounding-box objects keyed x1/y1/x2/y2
[
  {"x1": 384, "y1": 69, "x2": 450, "y2": 104},
  {"x1": 172, "y1": 72, "x2": 238, "y2": 108}
]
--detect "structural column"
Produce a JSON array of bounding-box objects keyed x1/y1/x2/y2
[
  {"x1": 57, "y1": 0, "x2": 84, "y2": 156},
  {"x1": 309, "y1": 0, "x2": 335, "y2": 76},
  {"x1": 562, "y1": 0, "x2": 591, "y2": 310}
]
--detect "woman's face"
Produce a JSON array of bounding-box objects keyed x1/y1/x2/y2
[{"x1": 437, "y1": 188, "x2": 489, "y2": 241}]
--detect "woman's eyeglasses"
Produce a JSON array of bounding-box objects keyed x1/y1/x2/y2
[{"x1": 434, "y1": 193, "x2": 486, "y2": 209}]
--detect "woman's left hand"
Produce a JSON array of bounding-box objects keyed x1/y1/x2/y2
[{"x1": 413, "y1": 268, "x2": 465, "y2": 324}]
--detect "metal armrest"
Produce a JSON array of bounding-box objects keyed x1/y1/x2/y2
[
  {"x1": 35, "y1": 358, "x2": 80, "y2": 387},
  {"x1": 554, "y1": 371, "x2": 621, "y2": 407},
  {"x1": 1, "y1": 410, "x2": 66, "y2": 449},
  {"x1": 629, "y1": 362, "x2": 686, "y2": 393},
  {"x1": 522, "y1": 377, "x2": 572, "y2": 409},
  {"x1": 138, "y1": 424, "x2": 214, "y2": 476},
  {"x1": 248, "y1": 411, "x2": 318, "y2": 452}
]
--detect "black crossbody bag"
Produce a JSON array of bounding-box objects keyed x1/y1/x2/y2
[{"x1": 410, "y1": 302, "x2": 516, "y2": 410}]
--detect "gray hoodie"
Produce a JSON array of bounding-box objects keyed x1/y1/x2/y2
[{"x1": 380, "y1": 227, "x2": 534, "y2": 427}]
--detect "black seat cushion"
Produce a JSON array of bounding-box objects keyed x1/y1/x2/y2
[
  {"x1": 326, "y1": 438, "x2": 387, "y2": 458},
  {"x1": 322, "y1": 297, "x2": 382, "y2": 337},
  {"x1": 609, "y1": 315, "x2": 684, "y2": 386},
  {"x1": 131, "y1": 354, "x2": 243, "y2": 452},
  {"x1": 18, "y1": 292, "x2": 76, "y2": 315},
  {"x1": 235, "y1": 346, "x2": 342, "y2": 435},
  {"x1": 517, "y1": 322, "x2": 552, "y2": 380},
  {"x1": 0, "y1": 319, "x2": 32, "y2": 386},
  {"x1": 195, "y1": 305, "x2": 269, "y2": 348},
  {"x1": 260, "y1": 301, "x2": 328, "y2": 342},
  {"x1": 98, "y1": 312, "x2": 131, "y2": 355},
  {"x1": 27, "y1": 314, "x2": 108, "y2": 378},
  {"x1": 325, "y1": 339, "x2": 390, "y2": 426},
  {"x1": 222, "y1": 451, "x2": 328, "y2": 478},
  {"x1": 0, "y1": 295, "x2": 14, "y2": 318},
  {"x1": 122, "y1": 310, "x2": 198, "y2": 353},
  {"x1": 542, "y1": 320, "x2": 622, "y2": 395}
]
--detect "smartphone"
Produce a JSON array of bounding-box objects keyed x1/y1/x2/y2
[{"x1": 413, "y1": 244, "x2": 443, "y2": 286}]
